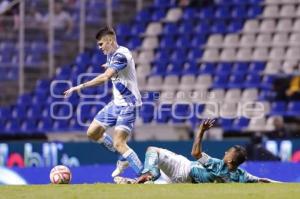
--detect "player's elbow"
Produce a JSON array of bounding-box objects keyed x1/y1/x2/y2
[{"x1": 191, "y1": 151, "x2": 202, "y2": 159}]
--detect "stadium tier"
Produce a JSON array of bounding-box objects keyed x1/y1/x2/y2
[{"x1": 0, "y1": 0, "x2": 300, "y2": 136}]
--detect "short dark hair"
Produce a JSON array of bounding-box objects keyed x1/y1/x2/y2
[
  {"x1": 95, "y1": 26, "x2": 116, "y2": 40},
  {"x1": 231, "y1": 145, "x2": 247, "y2": 166}
]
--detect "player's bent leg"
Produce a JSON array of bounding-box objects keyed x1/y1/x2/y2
[
  {"x1": 86, "y1": 120, "x2": 106, "y2": 141},
  {"x1": 87, "y1": 120, "x2": 119, "y2": 154},
  {"x1": 136, "y1": 146, "x2": 161, "y2": 183},
  {"x1": 113, "y1": 129, "x2": 143, "y2": 176}
]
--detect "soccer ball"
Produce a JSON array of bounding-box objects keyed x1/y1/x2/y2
[{"x1": 49, "y1": 165, "x2": 72, "y2": 184}]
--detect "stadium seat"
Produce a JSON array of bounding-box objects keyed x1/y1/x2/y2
[
  {"x1": 286, "y1": 101, "x2": 300, "y2": 116},
  {"x1": 270, "y1": 101, "x2": 286, "y2": 115},
  {"x1": 231, "y1": 117, "x2": 249, "y2": 131},
  {"x1": 213, "y1": 73, "x2": 229, "y2": 88},
  {"x1": 172, "y1": 103, "x2": 192, "y2": 123},
  {"x1": 156, "y1": 103, "x2": 172, "y2": 123}
]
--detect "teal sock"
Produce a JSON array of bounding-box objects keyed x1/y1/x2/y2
[{"x1": 142, "y1": 150, "x2": 160, "y2": 180}]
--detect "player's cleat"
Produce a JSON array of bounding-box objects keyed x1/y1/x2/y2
[
  {"x1": 111, "y1": 160, "x2": 129, "y2": 177},
  {"x1": 113, "y1": 176, "x2": 137, "y2": 184},
  {"x1": 136, "y1": 172, "x2": 153, "y2": 184}
]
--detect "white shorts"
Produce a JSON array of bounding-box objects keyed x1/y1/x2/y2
[{"x1": 157, "y1": 148, "x2": 192, "y2": 183}]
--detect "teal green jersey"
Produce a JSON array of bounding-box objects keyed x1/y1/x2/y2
[{"x1": 189, "y1": 153, "x2": 259, "y2": 183}]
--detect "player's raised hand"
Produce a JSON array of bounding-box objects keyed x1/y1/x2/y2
[
  {"x1": 64, "y1": 86, "x2": 80, "y2": 97},
  {"x1": 200, "y1": 119, "x2": 216, "y2": 132}
]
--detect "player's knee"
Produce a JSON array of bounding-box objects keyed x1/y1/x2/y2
[
  {"x1": 113, "y1": 140, "x2": 124, "y2": 151},
  {"x1": 87, "y1": 128, "x2": 102, "y2": 141}
]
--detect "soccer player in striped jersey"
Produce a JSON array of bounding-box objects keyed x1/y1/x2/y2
[{"x1": 64, "y1": 26, "x2": 143, "y2": 177}]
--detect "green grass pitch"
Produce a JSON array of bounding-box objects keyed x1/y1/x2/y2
[{"x1": 0, "y1": 184, "x2": 299, "y2": 199}]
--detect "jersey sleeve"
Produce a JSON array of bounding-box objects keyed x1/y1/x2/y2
[
  {"x1": 197, "y1": 153, "x2": 212, "y2": 165},
  {"x1": 239, "y1": 170, "x2": 260, "y2": 183},
  {"x1": 110, "y1": 53, "x2": 127, "y2": 72}
]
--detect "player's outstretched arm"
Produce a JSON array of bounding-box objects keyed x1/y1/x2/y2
[
  {"x1": 191, "y1": 119, "x2": 215, "y2": 159},
  {"x1": 64, "y1": 68, "x2": 116, "y2": 97},
  {"x1": 258, "y1": 178, "x2": 282, "y2": 183}
]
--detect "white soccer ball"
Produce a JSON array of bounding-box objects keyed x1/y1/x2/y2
[{"x1": 49, "y1": 165, "x2": 72, "y2": 184}]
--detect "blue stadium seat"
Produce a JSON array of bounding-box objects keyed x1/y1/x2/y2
[
  {"x1": 191, "y1": 35, "x2": 207, "y2": 47},
  {"x1": 128, "y1": 37, "x2": 142, "y2": 49},
  {"x1": 247, "y1": 6, "x2": 262, "y2": 18},
  {"x1": 216, "y1": 62, "x2": 233, "y2": 75},
  {"x1": 176, "y1": 36, "x2": 192, "y2": 49},
  {"x1": 213, "y1": 74, "x2": 229, "y2": 88},
  {"x1": 218, "y1": 118, "x2": 234, "y2": 131},
  {"x1": 53, "y1": 120, "x2": 69, "y2": 131},
  {"x1": 211, "y1": 21, "x2": 227, "y2": 34},
  {"x1": 183, "y1": 61, "x2": 198, "y2": 75},
  {"x1": 188, "y1": 49, "x2": 203, "y2": 60},
  {"x1": 200, "y1": 63, "x2": 216, "y2": 74},
  {"x1": 0, "y1": 42, "x2": 15, "y2": 54},
  {"x1": 27, "y1": 105, "x2": 43, "y2": 120},
  {"x1": 38, "y1": 118, "x2": 53, "y2": 132},
  {"x1": 167, "y1": 62, "x2": 182, "y2": 75},
  {"x1": 172, "y1": 103, "x2": 192, "y2": 123},
  {"x1": 227, "y1": 20, "x2": 244, "y2": 32},
  {"x1": 244, "y1": 74, "x2": 261, "y2": 88},
  {"x1": 150, "y1": 62, "x2": 168, "y2": 76},
  {"x1": 215, "y1": 6, "x2": 231, "y2": 19},
  {"x1": 287, "y1": 101, "x2": 300, "y2": 116},
  {"x1": 75, "y1": 52, "x2": 91, "y2": 66},
  {"x1": 228, "y1": 74, "x2": 245, "y2": 88},
  {"x1": 116, "y1": 24, "x2": 131, "y2": 36},
  {"x1": 12, "y1": 105, "x2": 27, "y2": 120},
  {"x1": 153, "y1": 0, "x2": 175, "y2": 8},
  {"x1": 56, "y1": 66, "x2": 72, "y2": 80},
  {"x1": 135, "y1": 9, "x2": 151, "y2": 23},
  {"x1": 155, "y1": 49, "x2": 171, "y2": 63},
  {"x1": 139, "y1": 104, "x2": 155, "y2": 123},
  {"x1": 21, "y1": 119, "x2": 38, "y2": 133},
  {"x1": 151, "y1": 8, "x2": 166, "y2": 21},
  {"x1": 178, "y1": 22, "x2": 194, "y2": 35},
  {"x1": 171, "y1": 49, "x2": 187, "y2": 62},
  {"x1": 199, "y1": 7, "x2": 215, "y2": 19},
  {"x1": 69, "y1": 118, "x2": 85, "y2": 131},
  {"x1": 260, "y1": 76, "x2": 275, "y2": 90},
  {"x1": 0, "y1": 107, "x2": 11, "y2": 120},
  {"x1": 131, "y1": 23, "x2": 146, "y2": 35},
  {"x1": 182, "y1": 8, "x2": 196, "y2": 20},
  {"x1": 232, "y1": 62, "x2": 249, "y2": 75},
  {"x1": 31, "y1": 42, "x2": 47, "y2": 54},
  {"x1": 231, "y1": 117, "x2": 249, "y2": 131},
  {"x1": 231, "y1": 6, "x2": 247, "y2": 18},
  {"x1": 160, "y1": 36, "x2": 176, "y2": 49},
  {"x1": 270, "y1": 101, "x2": 286, "y2": 115},
  {"x1": 5, "y1": 119, "x2": 21, "y2": 133},
  {"x1": 91, "y1": 52, "x2": 106, "y2": 65},
  {"x1": 156, "y1": 103, "x2": 172, "y2": 123},
  {"x1": 194, "y1": 22, "x2": 211, "y2": 34},
  {"x1": 258, "y1": 90, "x2": 275, "y2": 101},
  {"x1": 163, "y1": 23, "x2": 178, "y2": 35},
  {"x1": 17, "y1": 93, "x2": 32, "y2": 107},
  {"x1": 249, "y1": 62, "x2": 265, "y2": 73}
]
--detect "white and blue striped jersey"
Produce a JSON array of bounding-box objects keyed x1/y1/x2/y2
[{"x1": 107, "y1": 46, "x2": 142, "y2": 107}]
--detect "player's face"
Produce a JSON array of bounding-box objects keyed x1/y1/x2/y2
[
  {"x1": 223, "y1": 149, "x2": 238, "y2": 171},
  {"x1": 97, "y1": 37, "x2": 114, "y2": 55}
]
